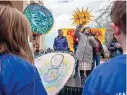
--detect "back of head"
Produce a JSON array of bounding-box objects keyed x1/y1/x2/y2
[
  {"x1": 111, "y1": 1, "x2": 126, "y2": 35},
  {"x1": 0, "y1": 5, "x2": 34, "y2": 63}
]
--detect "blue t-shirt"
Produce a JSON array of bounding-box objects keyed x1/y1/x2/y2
[
  {"x1": 82, "y1": 54, "x2": 126, "y2": 95},
  {"x1": 0, "y1": 53, "x2": 47, "y2": 95}
]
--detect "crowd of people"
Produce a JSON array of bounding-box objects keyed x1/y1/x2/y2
[
  {"x1": 0, "y1": 1, "x2": 126, "y2": 95},
  {"x1": 53, "y1": 23, "x2": 123, "y2": 85}
]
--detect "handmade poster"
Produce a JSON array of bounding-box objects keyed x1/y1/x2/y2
[
  {"x1": 62, "y1": 28, "x2": 106, "y2": 52},
  {"x1": 62, "y1": 28, "x2": 75, "y2": 53},
  {"x1": 24, "y1": 3, "x2": 54, "y2": 34},
  {"x1": 72, "y1": 8, "x2": 92, "y2": 26},
  {"x1": 35, "y1": 52, "x2": 75, "y2": 95},
  {"x1": 91, "y1": 28, "x2": 106, "y2": 44}
]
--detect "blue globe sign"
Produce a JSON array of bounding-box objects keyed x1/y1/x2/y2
[{"x1": 24, "y1": 3, "x2": 54, "y2": 34}]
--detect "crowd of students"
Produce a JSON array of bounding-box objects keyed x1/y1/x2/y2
[{"x1": 0, "y1": 1, "x2": 126, "y2": 95}]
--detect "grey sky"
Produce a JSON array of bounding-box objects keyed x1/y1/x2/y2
[{"x1": 43, "y1": 0, "x2": 111, "y2": 49}]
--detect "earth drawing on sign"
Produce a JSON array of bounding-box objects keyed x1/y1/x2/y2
[
  {"x1": 35, "y1": 52, "x2": 75, "y2": 95},
  {"x1": 24, "y1": 3, "x2": 54, "y2": 34}
]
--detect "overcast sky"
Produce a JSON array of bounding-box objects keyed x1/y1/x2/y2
[{"x1": 42, "y1": 0, "x2": 111, "y2": 49}]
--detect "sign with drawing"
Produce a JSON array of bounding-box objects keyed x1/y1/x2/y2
[
  {"x1": 35, "y1": 52, "x2": 75, "y2": 95},
  {"x1": 24, "y1": 3, "x2": 54, "y2": 34}
]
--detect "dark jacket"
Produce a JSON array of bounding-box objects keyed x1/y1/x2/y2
[
  {"x1": 108, "y1": 40, "x2": 123, "y2": 57},
  {"x1": 53, "y1": 36, "x2": 68, "y2": 51},
  {"x1": 74, "y1": 36, "x2": 79, "y2": 45},
  {"x1": 108, "y1": 40, "x2": 117, "y2": 52}
]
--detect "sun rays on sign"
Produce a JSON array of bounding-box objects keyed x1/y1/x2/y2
[{"x1": 72, "y1": 8, "x2": 93, "y2": 26}]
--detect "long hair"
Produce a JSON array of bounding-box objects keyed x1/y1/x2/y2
[
  {"x1": 0, "y1": 5, "x2": 34, "y2": 64},
  {"x1": 0, "y1": 1, "x2": 12, "y2": 6}
]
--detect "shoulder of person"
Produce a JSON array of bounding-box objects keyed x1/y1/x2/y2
[
  {"x1": 1, "y1": 54, "x2": 40, "y2": 82},
  {"x1": 0, "y1": 54, "x2": 44, "y2": 95},
  {"x1": 10, "y1": 55, "x2": 34, "y2": 69},
  {"x1": 89, "y1": 36, "x2": 94, "y2": 39},
  {"x1": 87, "y1": 54, "x2": 126, "y2": 93},
  {"x1": 92, "y1": 54, "x2": 126, "y2": 77},
  {"x1": 55, "y1": 37, "x2": 60, "y2": 40},
  {"x1": 84, "y1": 55, "x2": 126, "y2": 95},
  {"x1": 55, "y1": 36, "x2": 58, "y2": 39},
  {"x1": 63, "y1": 36, "x2": 67, "y2": 39}
]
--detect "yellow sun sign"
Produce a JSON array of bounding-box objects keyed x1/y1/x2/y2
[{"x1": 72, "y1": 8, "x2": 92, "y2": 26}]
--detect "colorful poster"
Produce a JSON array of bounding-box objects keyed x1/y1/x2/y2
[
  {"x1": 35, "y1": 52, "x2": 75, "y2": 95},
  {"x1": 62, "y1": 28, "x2": 75, "y2": 53},
  {"x1": 24, "y1": 3, "x2": 54, "y2": 34},
  {"x1": 91, "y1": 28, "x2": 106, "y2": 44},
  {"x1": 72, "y1": 8, "x2": 92, "y2": 26},
  {"x1": 62, "y1": 28, "x2": 106, "y2": 52}
]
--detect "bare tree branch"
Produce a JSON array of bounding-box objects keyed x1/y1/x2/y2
[{"x1": 92, "y1": 1, "x2": 114, "y2": 29}]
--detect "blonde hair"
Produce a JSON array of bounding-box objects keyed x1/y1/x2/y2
[{"x1": 0, "y1": 5, "x2": 34, "y2": 64}]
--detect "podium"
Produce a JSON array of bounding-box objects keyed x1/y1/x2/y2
[{"x1": 58, "y1": 76, "x2": 84, "y2": 95}]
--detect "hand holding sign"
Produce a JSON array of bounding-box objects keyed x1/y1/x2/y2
[{"x1": 72, "y1": 7, "x2": 92, "y2": 26}]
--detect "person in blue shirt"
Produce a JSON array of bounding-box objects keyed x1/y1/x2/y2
[
  {"x1": 53, "y1": 29, "x2": 68, "y2": 51},
  {"x1": 82, "y1": 1, "x2": 126, "y2": 95},
  {"x1": 0, "y1": 4, "x2": 47, "y2": 95}
]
